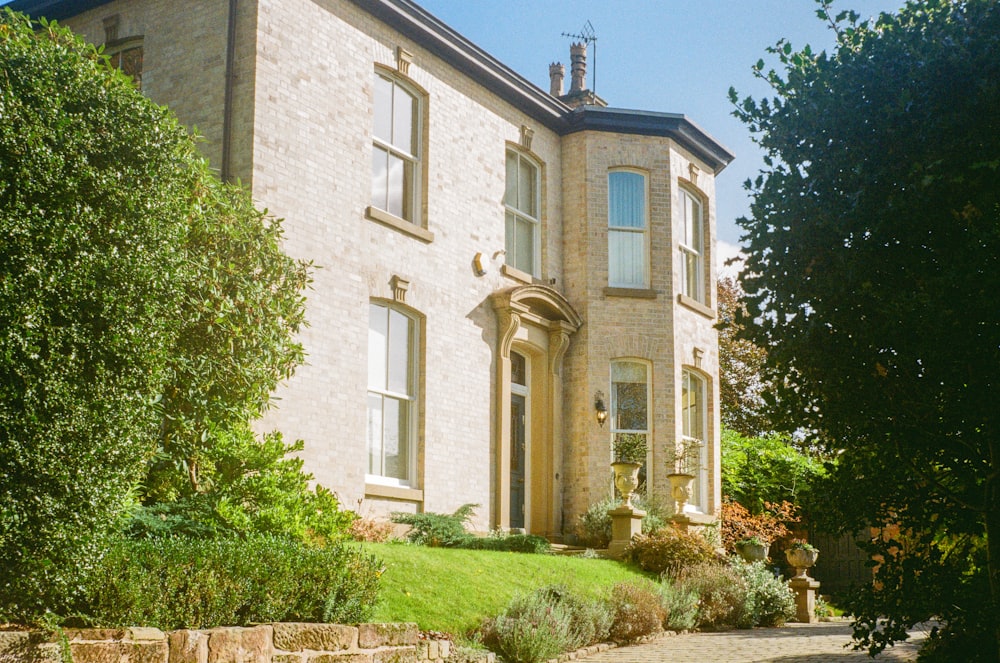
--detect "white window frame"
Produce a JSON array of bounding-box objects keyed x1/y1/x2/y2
[
  {"x1": 681, "y1": 369, "x2": 709, "y2": 511},
  {"x1": 504, "y1": 150, "x2": 542, "y2": 277},
  {"x1": 610, "y1": 359, "x2": 653, "y2": 487},
  {"x1": 372, "y1": 70, "x2": 422, "y2": 224},
  {"x1": 679, "y1": 188, "x2": 705, "y2": 303},
  {"x1": 366, "y1": 302, "x2": 419, "y2": 487},
  {"x1": 608, "y1": 169, "x2": 650, "y2": 288}
]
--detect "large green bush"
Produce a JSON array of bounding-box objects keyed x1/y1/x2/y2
[
  {"x1": 623, "y1": 526, "x2": 719, "y2": 575},
  {"x1": 0, "y1": 10, "x2": 196, "y2": 621},
  {"x1": 78, "y1": 535, "x2": 382, "y2": 629},
  {"x1": 131, "y1": 425, "x2": 354, "y2": 543},
  {"x1": 728, "y1": 558, "x2": 795, "y2": 628}
]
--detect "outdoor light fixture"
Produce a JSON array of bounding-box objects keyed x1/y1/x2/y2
[{"x1": 594, "y1": 391, "x2": 608, "y2": 426}]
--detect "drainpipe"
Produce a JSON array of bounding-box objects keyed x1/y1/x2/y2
[{"x1": 221, "y1": 0, "x2": 238, "y2": 183}]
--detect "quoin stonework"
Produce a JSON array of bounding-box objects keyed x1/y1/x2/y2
[{"x1": 11, "y1": 0, "x2": 733, "y2": 540}]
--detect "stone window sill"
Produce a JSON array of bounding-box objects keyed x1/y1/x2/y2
[
  {"x1": 501, "y1": 264, "x2": 537, "y2": 284},
  {"x1": 677, "y1": 293, "x2": 716, "y2": 319},
  {"x1": 604, "y1": 287, "x2": 658, "y2": 299},
  {"x1": 365, "y1": 206, "x2": 434, "y2": 243},
  {"x1": 365, "y1": 482, "x2": 424, "y2": 502}
]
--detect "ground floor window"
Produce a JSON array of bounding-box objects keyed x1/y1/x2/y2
[{"x1": 367, "y1": 302, "x2": 418, "y2": 484}]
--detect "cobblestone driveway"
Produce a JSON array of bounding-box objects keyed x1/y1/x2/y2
[{"x1": 575, "y1": 622, "x2": 928, "y2": 663}]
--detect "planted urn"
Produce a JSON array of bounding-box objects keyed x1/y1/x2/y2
[
  {"x1": 785, "y1": 539, "x2": 819, "y2": 578},
  {"x1": 611, "y1": 433, "x2": 646, "y2": 507}
]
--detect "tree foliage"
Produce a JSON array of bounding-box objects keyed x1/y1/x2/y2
[
  {"x1": 730, "y1": 0, "x2": 1000, "y2": 658},
  {"x1": 0, "y1": 11, "x2": 193, "y2": 620},
  {"x1": 717, "y1": 278, "x2": 770, "y2": 436},
  {"x1": 721, "y1": 429, "x2": 825, "y2": 516},
  {"x1": 0, "y1": 9, "x2": 343, "y2": 622}
]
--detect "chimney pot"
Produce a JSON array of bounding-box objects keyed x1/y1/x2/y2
[
  {"x1": 570, "y1": 42, "x2": 587, "y2": 93},
  {"x1": 548, "y1": 62, "x2": 565, "y2": 97}
]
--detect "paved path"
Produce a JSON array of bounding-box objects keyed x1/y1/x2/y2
[{"x1": 576, "y1": 622, "x2": 929, "y2": 663}]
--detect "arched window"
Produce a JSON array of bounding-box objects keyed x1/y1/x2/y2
[
  {"x1": 611, "y1": 359, "x2": 651, "y2": 487},
  {"x1": 679, "y1": 188, "x2": 705, "y2": 302},
  {"x1": 367, "y1": 302, "x2": 419, "y2": 485},
  {"x1": 372, "y1": 71, "x2": 421, "y2": 223},
  {"x1": 504, "y1": 149, "x2": 541, "y2": 276},
  {"x1": 608, "y1": 170, "x2": 649, "y2": 288},
  {"x1": 681, "y1": 369, "x2": 708, "y2": 509}
]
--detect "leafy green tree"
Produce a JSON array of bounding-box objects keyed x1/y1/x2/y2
[
  {"x1": 0, "y1": 11, "x2": 194, "y2": 620},
  {"x1": 721, "y1": 429, "x2": 825, "y2": 516},
  {"x1": 730, "y1": 0, "x2": 1000, "y2": 658},
  {"x1": 717, "y1": 277, "x2": 771, "y2": 436}
]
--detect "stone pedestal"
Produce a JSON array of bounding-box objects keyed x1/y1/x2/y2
[
  {"x1": 789, "y1": 575, "x2": 821, "y2": 623},
  {"x1": 607, "y1": 505, "x2": 645, "y2": 559}
]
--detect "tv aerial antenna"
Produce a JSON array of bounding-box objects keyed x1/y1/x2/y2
[{"x1": 561, "y1": 20, "x2": 598, "y2": 93}]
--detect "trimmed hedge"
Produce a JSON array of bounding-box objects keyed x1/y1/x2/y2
[{"x1": 78, "y1": 535, "x2": 383, "y2": 629}]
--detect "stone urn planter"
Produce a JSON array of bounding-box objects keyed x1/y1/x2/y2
[
  {"x1": 611, "y1": 461, "x2": 642, "y2": 508},
  {"x1": 666, "y1": 472, "x2": 695, "y2": 513},
  {"x1": 786, "y1": 546, "x2": 819, "y2": 578},
  {"x1": 736, "y1": 540, "x2": 770, "y2": 562}
]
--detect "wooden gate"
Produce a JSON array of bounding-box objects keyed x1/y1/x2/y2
[{"x1": 807, "y1": 528, "x2": 873, "y2": 597}]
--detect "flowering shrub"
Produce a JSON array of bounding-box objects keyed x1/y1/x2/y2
[
  {"x1": 669, "y1": 562, "x2": 747, "y2": 630},
  {"x1": 729, "y1": 558, "x2": 796, "y2": 627},
  {"x1": 607, "y1": 581, "x2": 665, "y2": 643},
  {"x1": 480, "y1": 585, "x2": 608, "y2": 663},
  {"x1": 623, "y1": 526, "x2": 719, "y2": 575},
  {"x1": 659, "y1": 580, "x2": 700, "y2": 632}
]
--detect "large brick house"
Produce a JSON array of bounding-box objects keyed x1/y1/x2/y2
[{"x1": 12, "y1": 0, "x2": 733, "y2": 539}]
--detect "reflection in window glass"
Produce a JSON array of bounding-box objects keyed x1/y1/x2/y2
[
  {"x1": 372, "y1": 72, "x2": 420, "y2": 223},
  {"x1": 367, "y1": 303, "x2": 417, "y2": 484},
  {"x1": 504, "y1": 150, "x2": 540, "y2": 276},
  {"x1": 609, "y1": 171, "x2": 647, "y2": 287}
]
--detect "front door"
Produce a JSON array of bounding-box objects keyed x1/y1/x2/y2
[{"x1": 509, "y1": 393, "x2": 526, "y2": 529}]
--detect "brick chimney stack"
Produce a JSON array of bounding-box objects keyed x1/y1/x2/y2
[
  {"x1": 570, "y1": 42, "x2": 587, "y2": 93},
  {"x1": 549, "y1": 62, "x2": 565, "y2": 97}
]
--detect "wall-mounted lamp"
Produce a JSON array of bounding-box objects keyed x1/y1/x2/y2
[{"x1": 594, "y1": 391, "x2": 608, "y2": 427}]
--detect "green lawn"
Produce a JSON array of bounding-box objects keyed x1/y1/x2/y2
[{"x1": 354, "y1": 543, "x2": 650, "y2": 637}]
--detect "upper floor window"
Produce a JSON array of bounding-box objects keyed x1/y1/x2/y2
[
  {"x1": 367, "y1": 302, "x2": 419, "y2": 485},
  {"x1": 372, "y1": 72, "x2": 421, "y2": 223},
  {"x1": 681, "y1": 369, "x2": 708, "y2": 510},
  {"x1": 107, "y1": 38, "x2": 143, "y2": 89},
  {"x1": 679, "y1": 189, "x2": 705, "y2": 302},
  {"x1": 608, "y1": 170, "x2": 648, "y2": 288},
  {"x1": 504, "y1": 150, "x2": 540, "y2": 276}
]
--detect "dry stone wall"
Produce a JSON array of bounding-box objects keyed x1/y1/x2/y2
[{"x1": 0, "y1": 624, "x2": 467, "y2": 663}]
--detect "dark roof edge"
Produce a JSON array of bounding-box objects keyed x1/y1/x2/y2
[
  {"x1": 351, "y1": 0, "x2": 573, "y2": 133},
  {"x1": 9, "y1": 0, "x2": 734, "y2": 173},
  {"x1": 565, "y1": 107, "x2": 735, "y2": 174},
  {"x1": 7, "y1": 0, "x2": 115, "y2": 22}
]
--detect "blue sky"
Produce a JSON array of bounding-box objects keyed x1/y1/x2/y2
[
  {"x1": 417, "y1": 0, "x2": 904, "y2": 272},
  {"x1": 4, "y1": 0, "x2": 905, "y2": 270}
]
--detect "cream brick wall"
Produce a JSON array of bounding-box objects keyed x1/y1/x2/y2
[
  {"x1": 59, "y1": 0, "x2": 257, "y2": 183},
  {"x1": 52, "y1": 0, "x2": 723, "y2": 537},
  {"x1": 248, "y1": 0, "x2": 565, "y2": 530},
  {"x1": 560, "y1": 131, "x2": 721, "y2": 532}
]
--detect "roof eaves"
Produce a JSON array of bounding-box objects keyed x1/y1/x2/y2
[
  {"x1": 564, "y1": 106, "x2": 735, "y2": 174},
  {"x1": 6, "y1": 0, "x2": 114, "y2": 22},
  {"x1": 349, "y1": 0, "x2": 572, "y2": 133}
]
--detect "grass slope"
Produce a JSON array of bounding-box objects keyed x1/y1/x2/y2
[{"x1": 356, "y1": 543, "x2": 650, "y2": 636}]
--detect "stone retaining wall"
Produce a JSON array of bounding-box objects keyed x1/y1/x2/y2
[{"x1": 0, "y1": 623, "x2": 459, "y2": 663}]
